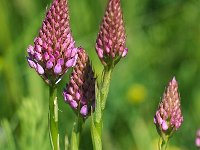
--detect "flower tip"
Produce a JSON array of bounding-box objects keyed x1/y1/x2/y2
[{"x1": 171, "y1": 76, "x2": 177, "y2": 84}]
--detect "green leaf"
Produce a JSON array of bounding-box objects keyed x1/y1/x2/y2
[
  {"x1": 95, "y1": 80, "x2": 101, "y2": 123},
  {"x1": 91, "y1": 112, "x2": 102, "y2": 150}
]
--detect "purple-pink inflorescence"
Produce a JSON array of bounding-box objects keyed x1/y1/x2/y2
[
  {"x1": 196, "y1": 129, "x2": 200, "y2": 148},
  {"x1": 96, "y1": 0, "x2": 128, "y2": 67},
  {"x1": 63, "y1": 48, "x2": 95, "y2": 118},
  {"x1": 27, "y1": 0, "x2": 78, "y2": 85},
  {"x1": 154, "y1": 77, "x2": 183, "y2": 136}
]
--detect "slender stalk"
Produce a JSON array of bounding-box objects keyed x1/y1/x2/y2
[
  {"x1": 91, "y1": 118, "x2": 102, "y2": 150},
  {"x1": 160, "y1": 140, "x2": 168, "y2": 150},
  {"x1": 159, "y1": 137, "x2": 169, "y2": 150},
  {"x1": 101, "y1": 67, "x2": 113, "y2": 110},
  {"x1": 49, "y1": 85, "x2": 60, "y2": 150},
  {"x1": 70, "y1": 116, "x2": 83, "y2": 150},
  {"x1": 91, "y1": 88, "x2": 102, "y2": 150},
  {"x1": 92, "y1": 66, "x2": 113, "y2": 150}
]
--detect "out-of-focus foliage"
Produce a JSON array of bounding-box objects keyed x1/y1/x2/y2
[{"x1": 0, "y1": 0, "x2": 200, "y2": 149}]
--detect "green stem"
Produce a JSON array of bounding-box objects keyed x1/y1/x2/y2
[
  {"x1": 159, "y1": 137, "x2": 169, "y2": 150},
  {"x1": 92, "y1": 66, "x2": 113, "y2": 150},
  {"x1": 101, "y1": 67, "x2": 113, "y2": 110},
  {"x1": 49, "y1": 85, "x2": 60, "y2": 150},
  {"x1": 91, "y1": 119, "x2": 102, "y2": 150},
  {"x1": 70, "y1": 116, "x2": 83, "y2": 150}
]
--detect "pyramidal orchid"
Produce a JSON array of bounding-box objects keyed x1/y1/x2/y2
[
  {"x1": 63, "y1": 47, "x2": 95, "y2": 118},
  {"x1": 92, "y1": 0, "x2": 128, "y2": 149},
  {"x1": 27, "y1": 0, "x2": 78, "y2": 86},
  {"x1": 63, "y1": 48, "x2": 95, "y2": 149},
  {"x1": 154, "y1": 77, "x2": 183, "y2": 150},
  {"x1": 96, "y1": 0, "x2": 128, "y2": 67},
  {"x1": 26, "y1": 0, "x2": 77, "y2": 149}
]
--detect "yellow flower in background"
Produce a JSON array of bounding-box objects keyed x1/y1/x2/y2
[{"x1": 127, "y1": 83, "x2": 147, "y2": 104}]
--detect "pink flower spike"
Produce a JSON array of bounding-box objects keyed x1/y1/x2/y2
[
  {"x1": 96, "y1": 0, "x2": 127, "y2": 66},
  {"x1": 63, "y1": 48, "x2": 95, "y2": 118},
  {"x1": 154, "y1": 77, "x2": 183, "y2": 137},
  {"x1": 26, "y1": 0, "x2": 78, "y2": 85}
]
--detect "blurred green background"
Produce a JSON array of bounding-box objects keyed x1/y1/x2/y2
[{"x1": 0, "y1": 0, "x2": 200, "y2": 149}]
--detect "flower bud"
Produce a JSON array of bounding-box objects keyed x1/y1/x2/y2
[
  {"x1": 154, "y1": 77, "x2": 183, "y2": 138},
  {"x1": 96, "y1": 0, "x2": 128, "y2": 67},
  {"x1": 63, "y1": 48, "x2": 95, "y2": 118}
]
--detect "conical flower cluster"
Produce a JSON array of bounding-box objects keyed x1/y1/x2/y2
[
  {"x1": 96, "y1": 0, "x2": 128, "y2": 66},
  {"x1": 27, "y1": 0, "x2": 78, "y2": 85},
  {"x1": 154, "y1": 77, "x2": 183, "y2": 136},
  {"x1": 63, "y1": 48, "x2": 95, "y2": 118},
  {"x1": 196, "y1": 129, "x2": 200, "y2": 148}
]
